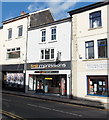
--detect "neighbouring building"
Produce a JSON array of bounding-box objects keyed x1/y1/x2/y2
[
  {"x1": 68, "y1": 1, "x2": 109, "y2": 104},
  {"x1": 26, "y1": 17, "x2": 71, "y2": 96},
  {"x1": 1, "y1": 12, "x2": 29, "y2": 91},
  {"x1": 1, "y1": 9, "x2": 54, "y2": 92}
]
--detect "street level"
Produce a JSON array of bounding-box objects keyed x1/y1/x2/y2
[{"x1": 2, "y1": 93, "x2": 108, "y2": 119}]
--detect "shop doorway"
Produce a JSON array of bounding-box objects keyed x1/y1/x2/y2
[
  {"x1": 36, "y1": 76, "x2": 44, "y2": 93},
  {"x1": 28, "y1": 74, "x2": 67, "y2": 95}
]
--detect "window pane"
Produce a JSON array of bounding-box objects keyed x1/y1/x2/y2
[
  {"x1": 41, "y1": 30, "x2": 46, "y2": 42},
  {"x1": 85, "y1": 41, "x2": 94, "y2": 59},
  {"x1": 89, "y1": 11, "x2": 101, "y2": 28},
  {"x1": 18, "y1": 26, "x2": 23, "y2": 37},
  {"x1": 51, "y1": 28, "x2": 56, "y2": 40},
  {"x1": 98, "y1": 39, "x2": 107, "y2": 58},
  {"x1": 41, "y1": 50, "x2": 44, "y2": 59},
  {"x1": 8, "y1": 51, "x2": 20, "y2": 58},
  {"x1": 8, "y1": 29, "x2": 12, "y2": 39},
  {"x1": 51, "y1": 49, "x2": 54, "y2": 59},
  {"x1": 45, "y1": 49, "x2": 50, "y2": 59}
]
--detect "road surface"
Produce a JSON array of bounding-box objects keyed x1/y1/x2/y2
[{"x1": 2, "y1": 93, "x2": 108, "y2": 119}]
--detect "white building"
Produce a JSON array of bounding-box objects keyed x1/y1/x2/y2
[
  {"x1": 1, "y1": 12, "x2": 29, "y2": 91},
  {"x1": 1, "y1": 9, "x2": 54, "y2": 91},
  {"x1": 68, "y1": 1, "x2": 109, "y2": 105},
  {"x1": 26, "y1": 17, "x2": 71, "y2": 96}
]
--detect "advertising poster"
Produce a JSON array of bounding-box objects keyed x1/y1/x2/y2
[{"x1": 6, "y1": 73, "x2": 24, "y2": 88}]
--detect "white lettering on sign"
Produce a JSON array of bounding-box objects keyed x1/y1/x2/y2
[
  {"x1": 86, "y1": 63, "x2": 109, "y2": 69},
  {"x1": 31, "y1": 63, "x2": 66, "y2": 69}
]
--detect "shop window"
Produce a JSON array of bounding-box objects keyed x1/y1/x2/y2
[
  {"x1": 41, "y1": 29, "x2": 46, "y2": 42},
  {"x1": 5, "y1": 73, "x2": 24, "y2": 88},
  {"x1": 98, "y1": 39, "x2": 107, "y2": 58},
  {"x1": 18, "y1": 25, "x2": 23, "y2": 37},
  {"x1": 51, "y1": 27, "x2": 56, "y2": 40},
  {"x1": 7, "y1": 47, "x2": 20, "y2": 59},
  {"x1": 87, "y1": 76, "x2": 108, "y2": 96},
  {"x1": 89, "y1": 11, "x2": 102, "y2": 28},
  {"x1": 40, "y1": 48, "x2": 54, "y2": 60},
  {"x1": 85, "y1": 41, "x2": 94, "y2": 59},
  {"x1": 8, "y1": 28, "x2": 12, "y2": 39},
  {"x1": 28, "y1": 75, "x2": 36, "y2": 91}
]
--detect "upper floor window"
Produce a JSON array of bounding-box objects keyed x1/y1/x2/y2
[
  {"x1": 98, "y1": 39, "x2": 107, "y2": 58},
  {"x1": 89, "y1": 11, "x2": 102, "y2": 28},
  {"x1": 85, "y1": 41, "x2": 94, "y2": 59},
  {"x1": 7, "y1": 47, "x2": 20, "y2": 59},
  {"x1": 41, "y1": 29, "x2": 46, "y2": 42},
  {"x1": 40, "y1": 48, "x2": 54, "y2": 60},
  {"x1": 8, "y1": 28, "x2": 12, "y2": 39},
  {"x1": 51, "y1": 27, "x2": 56, "y2": 40},
  {"x1": 18, "y1": 25, "x2": 23, "y2": 37}
]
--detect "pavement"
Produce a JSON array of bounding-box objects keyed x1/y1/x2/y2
[{"x1": 2, "y1": 90, "x2": 108, "y2": 110}]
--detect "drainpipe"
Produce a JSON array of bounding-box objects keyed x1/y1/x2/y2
[
  {"x1": 24, "y1": 16, "x2": 29, "y2": 93},
  {"x1": 69, "y1": 16, "x2": 73, "y2": 99}
]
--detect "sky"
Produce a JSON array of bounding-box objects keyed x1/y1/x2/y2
[{"x1": 1, "y1": 0, "x2": 103, "y2": 25}]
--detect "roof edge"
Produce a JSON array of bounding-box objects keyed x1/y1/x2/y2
[
  {"x1": 2, "y1": 13, "x2": 29, "y2": 24},
  {"x1": 68, "y1": 1, "x2": 109, "y2": 16}
]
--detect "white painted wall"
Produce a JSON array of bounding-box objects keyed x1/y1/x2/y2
[
  {"x1": 71, "y1": 4, "x2": 108, "y2": 102},
  {"x1": 27, "y1": 20, "x2": 71, "y2": 63},
  {"x1": 0, "y1": 28, "x2": 3, "y2": 64},
  {"x1": 2, "y1": 17, "x2": 28, "y2": 65}
]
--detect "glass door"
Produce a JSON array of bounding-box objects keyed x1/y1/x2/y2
[{"x1": 36, "y1": 76, "x2": 44, "y2": 93}]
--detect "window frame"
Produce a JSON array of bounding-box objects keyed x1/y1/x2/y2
[
  {"x1": 7, "y1": 47, "x2": 20, "y2": 59},
  {"x1": 85, "y1": 41, "x2": 94, "y2": 59},
  {"x1": 40, "y1": 48, "x2": 54, "y2": 60},
  {"x1": 89, "y1": 11, "x2": 102, "y2": 29},
  {"x1": 87, "y1": 76, "x2": 108, "y2": 97},
  {"x1": 8, "y1": 28, "x2": 12, "y2": 39},
  {"x1": 41, "y1": 29, "x2": 46, "y2": 42},
  {"x1": 18, "y1": 25, "x2": 23, "y2": 37},
  {"x1": 97, "y1": 39, "x2": 107, "y2": 58},
  {"x1": 51, "y1": 27, "x2": 56, "y2": 40}
]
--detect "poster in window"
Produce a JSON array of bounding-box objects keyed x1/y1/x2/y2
[
  {"x1": 103, "y1": 81, "x2": 106, "y2": 86},
  {"x1": 94, "y1": 84, "x2": 97, "y2": 92},
  {"x1": 99, "y1": 81, "x2": 102, "y2": 86},
  {"x1": 90, "y1": 81, "x2": 92, "y2": 85},
  {"x1": 99, "y1": 87, "x2": 102, "y2": 91},
  {"x1": 103, "y1": 88, "x2": 106, "y2": 91},
  {"x1": 6, "y1": 73, "x2": 24, "y2": 88}
]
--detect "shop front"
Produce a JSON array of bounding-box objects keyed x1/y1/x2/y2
[
  {"x1": 26, "y1": 61, "x2": 71, "y2": 96},
  {"x1": 87, "y1": 75, "x2": 108, "y2": 97},
  {"x1": 2, "y1": 64, "x2": 25, "y2": 92},
  {"x1": 28, "y1": 74, "x2": 67, "y2": 95}
]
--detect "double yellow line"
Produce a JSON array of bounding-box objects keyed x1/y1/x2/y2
[{"x1": 1, "y1": 110, "x2": 26, "y2": 120}]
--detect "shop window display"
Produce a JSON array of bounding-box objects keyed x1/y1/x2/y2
[
  {"x1": 4, "y1": 73, "x2": 24, "y2": 88},
  {"x1": 87, "y1": 76, "x2": 108, "y2": 96}
]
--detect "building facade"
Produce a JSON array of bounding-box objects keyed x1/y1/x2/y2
[
  {"x1": 26, "y1": 18, "x2": 71, "y2": 96},
  {"x1": 1, "y1": 13, "x2": 29, "y2": 91},
  {"x1": 1, "y1": 9, "x2": 54, "y2": 92},
  {"x1": 68, "y1": 2, "x2": 109, "y2": 103}
]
